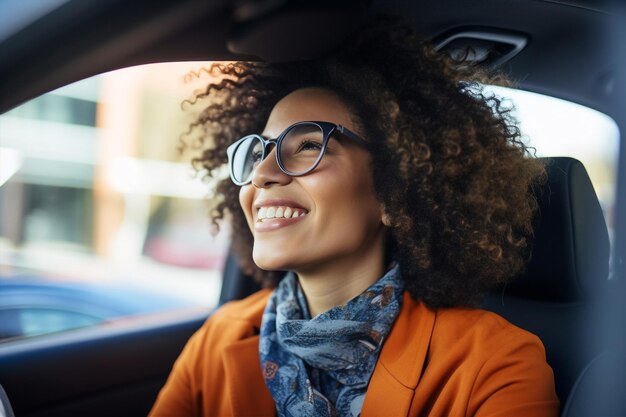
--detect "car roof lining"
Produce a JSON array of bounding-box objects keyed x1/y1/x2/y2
[{"x1": 0, "y1": 0, "x2": 620, "y2": 118}]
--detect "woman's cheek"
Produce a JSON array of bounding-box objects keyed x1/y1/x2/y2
[{"x1": 239, "y1": 185, "x2": 255, "y2": 232}]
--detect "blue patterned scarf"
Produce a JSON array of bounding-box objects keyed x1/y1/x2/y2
[{"x1": 259, "y1": 265, "x2": 403, "y2": 417}]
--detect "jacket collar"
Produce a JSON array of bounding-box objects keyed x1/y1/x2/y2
[
  {"x1": 220, "y1": 289, "x2": 275, "y2": 416},
  {"x1": 223, "y1": 335, "x2": 276, "y2": 416},
  {"x1": 361, "y1": 292, "x2": 436, "y2": 416}
]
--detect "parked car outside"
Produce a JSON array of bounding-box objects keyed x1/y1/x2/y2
[{"x1": 0, "y1": 274, "x2": 198, "y2": 342}]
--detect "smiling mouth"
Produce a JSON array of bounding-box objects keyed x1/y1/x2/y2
[{"x1": 256, "y1": 206, "x2": 308, "y2": 222}]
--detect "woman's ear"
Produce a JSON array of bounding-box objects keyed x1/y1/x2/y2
[{"x1": 381, "y1": 210, "x2": 392, "y2": 227}]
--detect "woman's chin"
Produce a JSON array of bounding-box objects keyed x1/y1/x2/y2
[{"x1": 252, "y1": 251, "x2": 294, "y2": 272}]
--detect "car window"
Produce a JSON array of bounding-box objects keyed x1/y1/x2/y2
[
  {"x1": 0, "y1": 64, "x2": 620, "y2": 342},
  {"x1": 0, "y1": 62, "x2": 226, "y2": 342}
]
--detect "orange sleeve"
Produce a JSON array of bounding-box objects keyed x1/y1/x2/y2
[
  {"x1": 468, "y1": 328, "x2": 560, "y2": 417},
  {"x1": 148, "y1": 291, "x2": 272, "y2": 417},
  {"x1": 148, "y1": 323, "x2": 209, "y2": 417}
]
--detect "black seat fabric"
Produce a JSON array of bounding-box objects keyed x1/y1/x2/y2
[
  {"x1": 219, "y1": 251, "x2": 263, "y2": 306},
  {"x1": 482, "y1": 157, "x2": 610, "y2": 404},
  {"x1": 561, "y1": 346, "x2": 626, "y2": 417}
]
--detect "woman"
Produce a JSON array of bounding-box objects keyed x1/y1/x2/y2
[{"x1": 150, "y1": 18, "x2": 559, "y2": 417}]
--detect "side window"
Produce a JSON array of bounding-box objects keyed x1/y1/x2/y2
[
  {"x1": 486, "y1": 85, "x2": 620, "y2": 276},
  {"x1": 0, "y1": 62, "x2": 227, "y2": 342}
]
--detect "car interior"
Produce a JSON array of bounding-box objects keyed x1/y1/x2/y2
[{"x1": 0, "y1": 1, "x2": 625, "y2": 416}]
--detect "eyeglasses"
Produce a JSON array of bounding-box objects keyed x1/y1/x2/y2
[{"x1": 226, "y1": 121, "x2": 369, "y2": 186}]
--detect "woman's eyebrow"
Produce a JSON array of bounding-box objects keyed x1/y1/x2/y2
[{"x1": 260, "y1": 131, "x2": 280, "y2": 140}]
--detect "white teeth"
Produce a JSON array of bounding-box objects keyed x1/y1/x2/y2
[{"x1": 257, "y1": 206, "x2": 307, "y2": 220}]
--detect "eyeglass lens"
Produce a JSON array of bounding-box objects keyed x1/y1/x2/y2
[
  {"x1": 231, "y1": 123, "x2": 325, "y2": 183},
  {"x1": 279, "y1": 124, "x2": 324, "y2": 174},
  {"x1": 231, "y1": 135, "x2": 264, "y2": 184}
]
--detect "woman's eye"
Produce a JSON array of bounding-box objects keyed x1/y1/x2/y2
[
  {"x1": 252, "y1": 150, "x2": 263, "y2": 161},
  {"x1": 297, "y1": 140, "x2": 323, "y2": 152}
]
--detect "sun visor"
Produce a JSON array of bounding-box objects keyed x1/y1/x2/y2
[{"x1": 227, "y1": 5, "x2": 369, "y2": 62}]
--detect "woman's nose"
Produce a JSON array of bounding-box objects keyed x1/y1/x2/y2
[{"x1": 250, "y1": 147, "x2": 291, "y2": 188}]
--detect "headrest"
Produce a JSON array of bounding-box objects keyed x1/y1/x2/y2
[{"x1": 503, "y1": 157, "x2": 610, "y2": 302}]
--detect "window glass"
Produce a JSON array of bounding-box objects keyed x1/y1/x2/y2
[{"x1": 0, "y1": 62, "x2": 227, "y2": 342}]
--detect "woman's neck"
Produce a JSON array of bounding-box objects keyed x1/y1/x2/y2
[{"x1": 296, "y1": 242, "x2": 387, "y2": 317}]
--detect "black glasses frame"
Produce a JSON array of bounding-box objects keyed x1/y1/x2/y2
[{"x1": 226, "y1": 121, "x2": 369, "y2": 186}]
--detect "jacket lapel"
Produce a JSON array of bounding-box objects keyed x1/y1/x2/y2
[
  {"x1": 223, "y1": 335, "x2": 276, "y2": 417},
  {"x1": 361, "y1": 292, "x2": 436, "y2": 416}
]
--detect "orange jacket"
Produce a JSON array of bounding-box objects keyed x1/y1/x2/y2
[{"x1": 150, "y1": 290, "x2": 559, "y2": 417}]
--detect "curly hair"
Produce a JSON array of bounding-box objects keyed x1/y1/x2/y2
[{"x1": 184, "y1": 17, "x2": 545, "y2": 309}]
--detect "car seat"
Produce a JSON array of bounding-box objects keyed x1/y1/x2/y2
[{"x1": 482, "y1": 156, "x2": 611, "y2": 406}]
